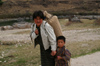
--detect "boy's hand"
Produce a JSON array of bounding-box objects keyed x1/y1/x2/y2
[
  {"x1": 57, "y1": 56, "x2": 62, "y2": 60},
  {"x1": 35, "y1": 29, "x2": 39, "y2": 35},
  {"x1": 51, "y1": 51, "x2": 56, "y2": 56}
]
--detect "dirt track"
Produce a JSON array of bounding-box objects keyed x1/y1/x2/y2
[
  {"x1": 0, "y1": 28, "x2": 100, "y2": 43},
  {"x1": 63, "y1": 28, "x2": 100, "y2": 42},
  {"x1": 71, "y1": 51, "x2": 100, "y2": 66}
]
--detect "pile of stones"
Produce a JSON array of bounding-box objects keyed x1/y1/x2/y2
[{"x1": 0, "y1": 22, "x2": 32, "y2": 30}]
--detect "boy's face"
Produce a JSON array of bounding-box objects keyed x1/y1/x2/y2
[
  {"x1": 34, "y1": 16, "x2": 43, "y2": 27},
  {"x1": 57, "y1": 39, "x2": 65, "y2": 48}
]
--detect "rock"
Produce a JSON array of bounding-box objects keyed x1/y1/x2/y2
[
  {"x1": 17, "y1": 17, "x2": 24, "y2": 22},
  {"x1": 13, "y1": 22, "x2": 31, "y2": 29},
  {"x1": 71, "y1": 15, "x2": 81, "y2": 22},
  {"x1": 0, "y1": 25, "x2": 13, "y2": 30}
]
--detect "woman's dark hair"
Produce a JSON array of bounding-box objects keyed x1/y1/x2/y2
[
  {"x1": 32, "y1": 10, "x2": 45, "y2": 20},
  {"x1": 57, "y1": 36, "x2": 66, "y2": 42}
]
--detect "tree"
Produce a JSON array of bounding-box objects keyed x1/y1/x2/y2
[{"x1": 0, "y1": 0, "x2": 3, "y2": 5}]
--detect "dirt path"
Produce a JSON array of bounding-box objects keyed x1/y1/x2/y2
[
  {"x1": 71, "y1": 51, "x2": 100, "y2": 66},
  {"x1": 0, "y1": 28, "x2": 100, "y2": 43},
  {"x1": 63, "y1": 28, "x2": 100, "y2": 42}
]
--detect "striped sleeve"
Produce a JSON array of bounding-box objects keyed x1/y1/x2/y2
[{"x1": 62, "y1": 49, "x2": 71, "y2": 62}]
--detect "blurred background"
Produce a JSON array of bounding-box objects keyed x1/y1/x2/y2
[{"x1": 0, "y1": 0, "x2": 100, "y2": 66}]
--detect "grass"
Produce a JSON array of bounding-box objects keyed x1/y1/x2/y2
[
  {"x1": 66, "y1": 40, "x2": 100, "y2": 58},
  {"x1": 0, "y1": 19, "x2": 32, "y2": 27},
  {"x1": 0, "y1": 40, "x2": 100, "y2": 66},
  {"x1": 0, "y1": 44, "x2": 41, "y2": 66},
  {"x1": 59, "y1": 19, "x2": 99, "y2": 30},
  {"x1": 0, "y1": 20, "x2": 18, "y2": 26}
]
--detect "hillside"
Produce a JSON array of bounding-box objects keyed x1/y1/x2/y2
[{"x1": 0, "y1": 0, "x2": 100, "y2": 18}]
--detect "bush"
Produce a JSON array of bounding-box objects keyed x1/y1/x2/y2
[
  {"x1": 0, "y1": 0, "x2": 3, "y2": 5},
  {"x1": 0, "y1": 13, "x2": 31, "y2": 19},
  {"x1": 94, "y1": 19, "x2": 100, "y2": 25}
]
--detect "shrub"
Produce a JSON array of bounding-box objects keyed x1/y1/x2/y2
[
  {"x1": 94, "y1": 19, "x2": 100, "y2": 25},
  {"x1": 0, "y1": 0, "x2": 3, "y2": 5}
]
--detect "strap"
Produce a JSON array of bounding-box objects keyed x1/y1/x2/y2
[
  {"x1": 30, "y1": 23, "x2": 35, "y2": 44},
  {"x1": 44, "y1": 21, "x2": 47, "y2": 31},
  {"x1": 47, "y1": 15, "x2": 53, "y2": 21}
]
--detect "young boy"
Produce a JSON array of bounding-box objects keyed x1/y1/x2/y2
[{"x1": 56, "y1": 36, "x2": 71, "y2": 66}]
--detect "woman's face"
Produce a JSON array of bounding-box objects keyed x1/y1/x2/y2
[{"x1": 34, "y1": 16, "x2": 43, "y2": 27}]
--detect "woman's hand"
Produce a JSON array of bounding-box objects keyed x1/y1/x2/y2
[
  {"x1": 51, "y1": 51, "x2": 56, "y2": 56},
  {"x1": 35, "y1": 29, "x2": 39, "y2": 35}
]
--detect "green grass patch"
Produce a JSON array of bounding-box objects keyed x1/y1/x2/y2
[
  {"x1": 72, "y1": 47, "x2": 100, "y2": 58},
  {"x1": 0, "y1": 20, "x2": 18, "y2": 26},
  {"x1": 16, "y1": 58, "x2": 27, "y2": 65},
  {"x1": 0, "y1": 44, "x2": 41, "y2": 66},
  {"x1": 0, "y1": 19, "x2": 32, "y2": 26}
]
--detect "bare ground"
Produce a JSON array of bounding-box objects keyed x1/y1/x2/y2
[
  {"x1": 71, "y1": 51, "x2": 100, "y2": 66},
  {"x1": 0, "y1": 28, "x2": 100, "y2": 43}
]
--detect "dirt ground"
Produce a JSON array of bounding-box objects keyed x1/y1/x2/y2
[
  {"x1": 71, "y1": 51, "x2": 100, "y2": 66},
  {"x1": 0, "y1": 28, "x2": 100, "y2": 43}
]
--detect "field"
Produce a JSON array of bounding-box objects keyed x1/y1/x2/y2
[{"x1": 0, "y1": 19, "x2": 100, "y2": 66}]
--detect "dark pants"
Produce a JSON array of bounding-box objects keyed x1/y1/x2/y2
[
  {"x1": 35, "y1": 26, "x2": 55, "y2": 66},
  {"x1": 40, "y1": 45, "x2": 55, "y2": 66}
]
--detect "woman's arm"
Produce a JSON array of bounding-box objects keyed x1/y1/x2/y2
[
  {"x1": 45, "y1": 23, "x2": 56, "y2": 51},
  {"x1": 30, "y1": 23, "x2": 38, "y2": 41}
]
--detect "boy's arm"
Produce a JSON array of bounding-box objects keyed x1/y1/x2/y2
[
  {"x1": 45, "y1": 23, "x2": 56, "y2": 51},
  {"x1": 62, "y1": 49, "x2": 71, "y2": 62}
]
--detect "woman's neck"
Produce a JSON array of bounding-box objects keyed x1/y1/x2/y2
[{"x1": 36, "y1": 25, "x2": 40, "y2": 27}]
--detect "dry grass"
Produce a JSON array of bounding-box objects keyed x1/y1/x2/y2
[
  {"x1": 94, "y1": 19, "x2": 100, "y2": 25},
  {"x1": 59, "y1": 19, "x2": 99, "y2": 31},
  {"x1": 0, "y1": 44, "x2": 41, "y2": 66},
  {"x1": 66, "y1": 40, "x2": 100, "y2": 58},
  {"x1": 0, "y1": 40, "x2": 100, "y2": 66}
]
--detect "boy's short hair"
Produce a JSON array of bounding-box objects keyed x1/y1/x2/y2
[
  {"x1": 57, "y1": 36, "x2": 66, "y2": 42},
  {"x1": 32, "y1": 10, "x2": 45, "y2": 20}
]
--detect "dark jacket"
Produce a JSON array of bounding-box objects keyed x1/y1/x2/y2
[{"x1": 56, "y1": 46, "x2": 71, "y2": 66}]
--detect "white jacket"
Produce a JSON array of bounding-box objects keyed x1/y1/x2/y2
[{"x1": 30, "y1": 21, "x2": 56, "y2": 51}]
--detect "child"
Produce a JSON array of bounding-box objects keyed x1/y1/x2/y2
[{"x1": 56, "y1": 36, "x2": 71, "y2": 66}]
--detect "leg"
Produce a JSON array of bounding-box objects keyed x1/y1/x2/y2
[{"x1": 40, "y1": 46, "x2": 55, "y2": 66}]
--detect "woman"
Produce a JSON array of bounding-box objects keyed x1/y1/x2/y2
[{"x1": 30, "y1": 10, "x2": 56, "y2": 66}]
